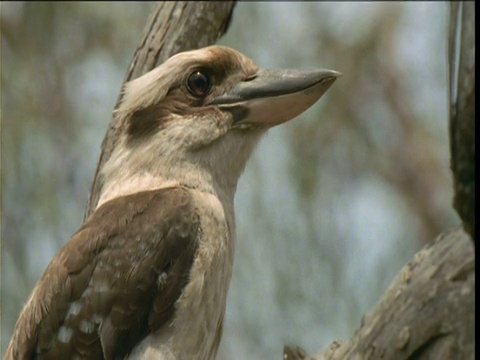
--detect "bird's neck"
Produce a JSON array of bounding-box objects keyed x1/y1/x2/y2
[{"x1": 97, "y1": 129, "x2": 265, "y2": 211}]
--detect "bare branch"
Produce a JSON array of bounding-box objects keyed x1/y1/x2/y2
[
  {"x1": 449, "y1": 1, "x2": 475, "y2": 241},
  {"x1": 285, "y1": 228, "x2": 474, "y2": 360}
]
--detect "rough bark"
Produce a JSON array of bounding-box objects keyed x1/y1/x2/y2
[
  {"x1": 84, "y1": 1, "x2": 236, "y2": 219},
  {"x1": 285, "y1": 2, "x2": 475, "y2": 359},
  {"x1": 285, "y1": 228, "x2": 474, "y2": 360}
]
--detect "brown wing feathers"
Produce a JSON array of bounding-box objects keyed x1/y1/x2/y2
[{"x1": 7, "y1": 188, "x2": 199, "y2": 360}]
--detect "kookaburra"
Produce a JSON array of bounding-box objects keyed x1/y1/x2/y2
[{"x1": 6, "y1": 45, "x2": 339, "y2": 360}]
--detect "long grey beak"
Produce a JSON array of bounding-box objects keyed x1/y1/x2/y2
[{"x1": 212, "y1": 69, "x2": 341, "y2": 126}]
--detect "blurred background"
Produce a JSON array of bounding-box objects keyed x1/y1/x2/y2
[{"x1": 1, "y1": 2, "x2": 459, "y2": 359}]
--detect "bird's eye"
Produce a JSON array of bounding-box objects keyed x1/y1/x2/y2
[{"x1": 187, "y1": 70, "x2": 212, "y2": 97}]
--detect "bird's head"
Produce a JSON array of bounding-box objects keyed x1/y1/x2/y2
[{"x1": 98, "y1": 45, "x2": 339, "y2": 206}]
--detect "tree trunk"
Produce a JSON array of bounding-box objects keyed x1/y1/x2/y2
[{"x1": 449, "y1": 1, "x2": 475, "y2": 242}]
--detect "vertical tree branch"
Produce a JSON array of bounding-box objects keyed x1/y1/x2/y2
[
  {"x1": 449, "y1": 1, "x2": 475, "y2": 242},
  {"x1": 84, "y1": 1, "x2": 236, "y2": 219}
]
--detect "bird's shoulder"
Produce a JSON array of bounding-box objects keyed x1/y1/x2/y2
[{"x1": 7, "y1": 187, "x2": 199, "y2": 360}]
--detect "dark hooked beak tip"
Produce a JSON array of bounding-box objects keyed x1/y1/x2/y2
[{"x1": 212, "y1": 68, "x2": 341, "y2": 126}]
